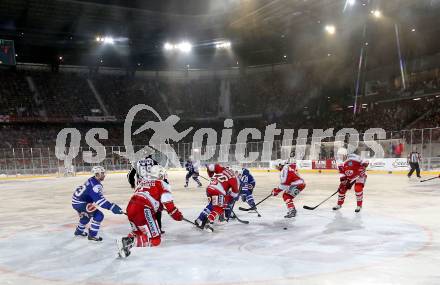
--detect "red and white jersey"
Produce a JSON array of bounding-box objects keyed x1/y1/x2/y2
[
  {"x1": 131, "y1": 179, "x2": 175, "y2": 212},
  {"x1": 208, "y1": 167, "x2": 240, "y2": 198},
  {"x1": 339, "y1": 157, "x2": 368, "y2": 183},
  {"x1": 278, "y1": 163, "x2": 304, "y2": 191},
  {"x1": 207, "y1": 163, "x2": 225, "y2": 177}
]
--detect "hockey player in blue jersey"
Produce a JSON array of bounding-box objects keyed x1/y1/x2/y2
[
  {"x1": 223, "y1": 167, "x2": 258, "y2": 219},
  {"x1": 71, "y1": 166, "x2": 124, "y2": 241},
  {"x1": 184, "y1": 158, "x2": 202, "y2": 188},
  {"x1": 238, "y1": 168, "x2": 257, "y2": 209}
]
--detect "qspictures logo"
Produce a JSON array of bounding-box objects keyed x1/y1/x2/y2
[{"x1": 55, "y1": 104, "x2": 387, "y2": 168}]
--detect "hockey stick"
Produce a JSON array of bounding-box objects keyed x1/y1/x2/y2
[
  {"x1": 183, "y1": 217, "x2": 214, "y2": 232},
  {"x1": 226, "y1": 199, "x2": 237, "y2": 222},
  {"x1": 239, "y1": 193, "x2": 272, "y2": 211},
  {"x1": 231, "y1": 210, "x2": 249, "y2": 224},
  {"x1": 251, "y1": 209, "x2": 262, "y2": 217},
  {"x1": 182, "y1": 217, "x2": 197, "y2": 226},
  {"x1": 303, "y1": 173, "x2": 365, "y2": 211},
  {"x1": 420, "y1": 176, "x2": 439, "y2": 183},
  {"x1": 303, "y1": 189, "x2": 339, "y2": 210},
  {"x1": 198, "y1": 175, "x2": 211, "y2": 182}
]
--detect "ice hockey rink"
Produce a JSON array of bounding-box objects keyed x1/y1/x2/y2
[{"x1": 0, "y1": 171, "x2": 439, "y2": 285}]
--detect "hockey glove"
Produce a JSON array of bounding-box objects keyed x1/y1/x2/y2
[
  {"x1": 110, "y1": 204, "x2": 124, "y2": 214},
  {"x1": 169, "y1": 208, "x2": 183, "y2": 221},
  {"x1": 340, "y1": 176, "x2": 349, "y2": 185},
  {"x1": 272, "y1": 188, "x2": 283, "y2": 196}
]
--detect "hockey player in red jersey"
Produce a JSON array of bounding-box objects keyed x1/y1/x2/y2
[
  {"x1": 194, "y1": 164, "x2": 240, "y2": 231},
  {"x1": 117, "y1": 165, "x2": 183, "y2": 258},
  {"x1": 206, "y1": 163, "x2": 224, "y2": 177},
  {"x1": 333, "y1": 153, "x2": 369, "y2": 213},
  {"x1": 272, "y1": 160, "x2": 306, "y2": 218}
]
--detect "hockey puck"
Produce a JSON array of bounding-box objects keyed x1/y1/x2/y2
[{"x1": 283, "y1": 227, "x2": 287, "y2": 230}]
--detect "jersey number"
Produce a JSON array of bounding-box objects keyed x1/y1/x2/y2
[
  {"x1": 139, "y1": 165, "x2": 152, "y2": 177},
  {"x1": 211, "y1": 169, "x2": 234, "y2": 184},
  {"x1": 74, "y1": 185, "x2": 86, "y2": 197}
]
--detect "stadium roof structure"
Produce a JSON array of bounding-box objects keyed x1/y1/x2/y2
[{"x1": 0, "y1": 0, "x2": 439, "y2": 68}]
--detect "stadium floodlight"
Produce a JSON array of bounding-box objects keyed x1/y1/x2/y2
[
  {"x1": 325, "y1": 25, "x2": 336, "y2": 35},
  {"x1": 176, "y1": 41, "x2": 192, "y2": 53},
  {"x1": 103, "y1": 37, "x2": 115, "y2": 45},
  {"x1": 164, "y1": 42, "x2": 174, "y2": 51},
  {"x1": 215, "y1": 41, "x2": 231, "y2": 49},
  {"x1": 371, "y1": 10, "x2": 382, "y2": 18},
  {"x1": 347, "y1": 0, "x2": 355, "y2": 6}
]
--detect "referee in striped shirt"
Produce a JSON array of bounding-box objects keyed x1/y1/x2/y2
[{"x1": 407, "y1": 150, "x2": 421, "y2": 178}]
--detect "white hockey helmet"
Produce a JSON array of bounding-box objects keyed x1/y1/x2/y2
[
  {"x1": 91, "y1": 165, "x2": 105, "y2": 175},
  {"x1": 347, "y1": 153, "x2": 361, "y2": 162},
  {"x1": 274, "y1": 159, "x2": 286, "y2": 170},
  {"x1": 230, "y1": 166, "x2": 243, "y2": 176},
  {"x1": 148, "y1": 165, "x2": 166, "y2": 180},
  {"x1": 207, "y1": 163, "x2": 216, "y2": 172}
]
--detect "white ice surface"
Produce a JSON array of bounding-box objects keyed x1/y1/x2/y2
[{"x1": 0, "y1": 172, "x2": 439, "y2": 285}]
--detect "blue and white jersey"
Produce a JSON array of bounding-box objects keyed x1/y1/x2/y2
[
  {"x1": 240, "y1": 168, "x2": 256, "y2": 191},
  {"x1": 185, "y1": 160, "x2": 199, "y2": 173},
  {"x1": 71, "y1": 177, "x2": 113, "y2": 210}
]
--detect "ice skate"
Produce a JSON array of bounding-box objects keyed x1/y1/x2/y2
[
  {"x1": 355, "y1": 206, "x2": 362, "y2": 213},
  {"x1": 74, "y1": 229, "x2": 87, "y2": 237},
  {"x1": 284, "y1": 208, "x2": 297, "y2": 218},
  {"x1": 194, "y1": 218, "x2": 206, "y2": 230},
  {"x1": 117, "y1": 237, "x2": 134, "y2": 258},
  {"x1": 333, "y1": 205, "x2": 342, "y2": 211},
  {"x1": 88, "y1": 235, "x2": 103, "y2": 242},
  {"x1": 204, "y1": 222, "x2": 214, "y2": 232}
]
